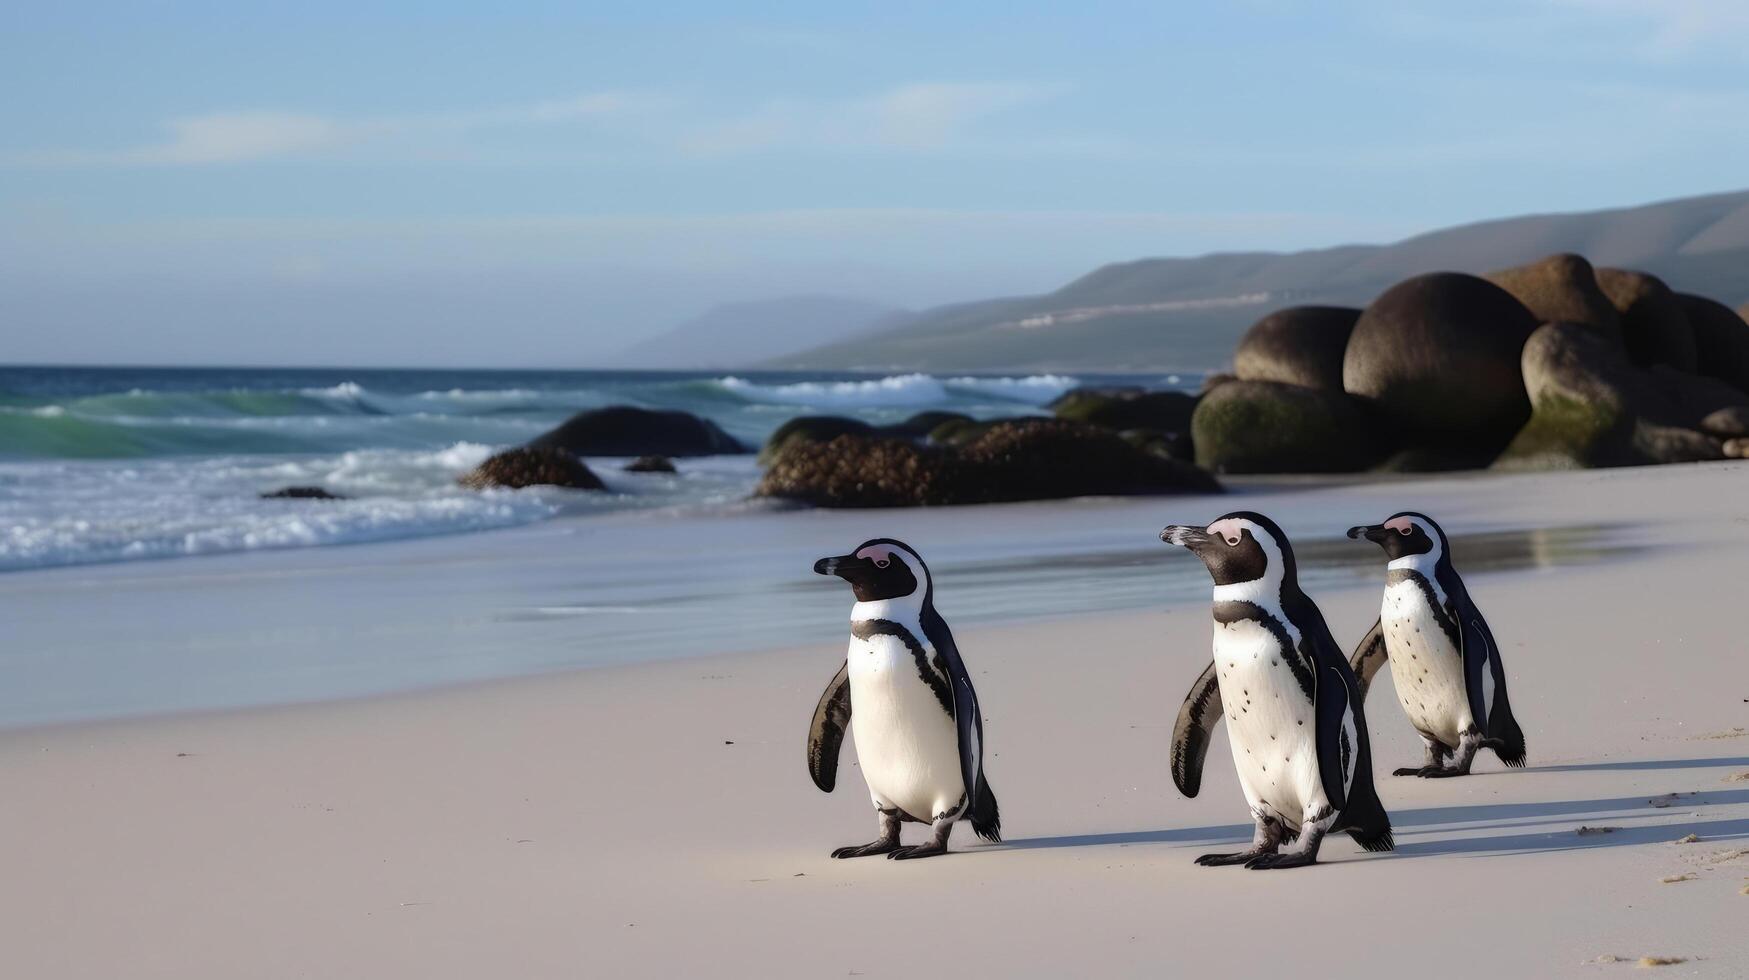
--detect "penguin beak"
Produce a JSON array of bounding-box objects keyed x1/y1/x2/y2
[
  {"x1": 1347, "y1": 524, "x2": 1391, "y2": 544},
  {"x1": 1160, "y1": 525, "x2": 1210, "y2": 549},
  {"x1": 813, "y1": 554, "x2": 864, "y2": 578}
]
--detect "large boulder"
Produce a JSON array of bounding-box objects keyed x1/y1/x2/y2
[
  {"x1": 1192, "y1": 380, "x2": 1383, "y2": 474},
  {"x1": 1485, "y1": 254, "x2": 1621, "y2": 342},
  {"x1": 1343, "y1": 272, "x2": 1540, "y2": 450},
  {"x1": 528, "y1": 406, "x2": 745, "y2": 458},
  {"x1": 1676, "y1": 294, "x2": 1749, "y2": 393},
  {"x1": 1049, "y1": 387, "x2": 1197, "y2": 434},
  {"x1": 758, "y1": 415, "x2": 873, "y2": 464},
  {"x1": 1495, "y1": 322, "x2": 1723, "y2": 470},
  {"x1": 459, "y1": 447, "x2": 605, "y2": 490},
  {"x1": 1232, "y1": 306, "x2": 1360, "y2": 391},
  {"x1": 755, "y1": 420, "x2": 1219, "y2": 508},
  {"x1": 926, "y1": 415, "x2": 1056, "y2": 447},
  {"x1": 1595, "y1": 268, "x2": 1697, "y2": 371}
]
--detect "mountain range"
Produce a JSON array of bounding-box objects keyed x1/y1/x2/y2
[
  {"x1": 607, "y1": 295, "x2": 902, "y2": 368},
  {"x1": 750, "y1": 188, "x2": 1749, "y2": 372}
]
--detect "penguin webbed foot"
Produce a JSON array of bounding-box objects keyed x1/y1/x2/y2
[
  {"x1": 887, "y1": 842, "x2": 948, "y2": 860},
  {"x1": 1243, "y1": 851, "x2": 1316, "y2": 870},
  {"x1": 1195, "y1": 850, "x2": 1267, "y2": 867},
  {"x1": 1412, "y1": 764, "x2": 1466, "y2": 778},
  {"x1": 831, "y1": 841, "x2": 901, "y2": 859},
  {"x1": 1391, "y1": 767, "x2": 1423, "y2": 777}
]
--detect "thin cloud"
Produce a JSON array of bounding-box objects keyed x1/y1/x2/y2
[
  {"x1": 4, "y1": 93, "x2": 643, "y2": 167},
  {"x1": 684, "y1": 81, "x2": 1071, "y2": 154}
]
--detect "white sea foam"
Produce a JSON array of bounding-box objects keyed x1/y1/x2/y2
[
  {"x1": 716, "y1": 372, "x2": 1078, "y2": 409},
  {"x1": 943, "y1": 374, "x2": 1080, "y2": 404}
]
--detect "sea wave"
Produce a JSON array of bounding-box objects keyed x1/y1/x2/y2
[{"x1": 714, "y1": 372, "x2": 1078, "y2": 409}]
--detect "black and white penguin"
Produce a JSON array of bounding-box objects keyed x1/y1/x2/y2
[
  {"x1": 1346, "y1": 512, "x2": 1527, "y2": 777},
  {"x1": 806, "y1": 538, "x2": 1000, "y2": 859},
  {"x1": 1163, "y1": 512, "x2": 1393, "y2": 869}
]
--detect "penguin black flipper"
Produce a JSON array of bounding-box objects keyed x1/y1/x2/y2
[
  {"x1": 1349, "y1": 617, "x2": 1388, "y2": 702},
  {"x1": 1302, "y1": 616, "x2": 1393, "y2": 852},
  {"x1": 806, "y1": 660, "x2": 852, "y2": 792},
  {"x1": 922, "y1": 606, "x2": 1001, "y2": 841},
  {"x1": 1170, "y1": 660, "x2": 1223, "y2": 798},
  {"x1": 1450, "y1": 583, "x2": 1528, "y2": 768}
]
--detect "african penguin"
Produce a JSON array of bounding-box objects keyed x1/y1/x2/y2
[
  {"x1": 1163, "y1": 512, "x2": 1393, "y2": 869},
  {"x1": 806, "y1": 538, "x2": 1000, "y2": 859},
  {"x1": 1347, "y1": 512, "x2": 1527, "y2": 777}
]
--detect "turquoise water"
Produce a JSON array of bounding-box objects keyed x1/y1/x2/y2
[{"x1": 0, "y1": 366, "x2": 1193, "y2": 571}]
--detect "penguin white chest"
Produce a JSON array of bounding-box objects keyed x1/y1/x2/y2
[
  {"x1": 1382, "y1": 579, "x2": 1470, "y2": 745},
  {"x1": 845, "y1": 629, "x2": 964, "y2": 821},
  {"x1": 1212, "y1": 618, "x2": 1325, "y2": 827}
]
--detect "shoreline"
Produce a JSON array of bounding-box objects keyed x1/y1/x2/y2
[{"x1": 5, "y1": 528, "x2": 1747, "y2": 976}]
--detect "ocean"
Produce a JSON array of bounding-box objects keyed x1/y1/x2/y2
[{"x1": 0, "y1": 365, "x2": 1189, "y2": 573}]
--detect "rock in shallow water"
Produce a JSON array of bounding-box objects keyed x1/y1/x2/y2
[
  {"x1": 459, "y1": 447, "x2": 605, "y2": 490},
  {"x1": 755, "y1": 420, "x2": 1218, "y2": 507},
  {"x1": 623, "y1": 455, "x2": 677, "y2": 473},
  {"x1": 1049, "y1": 387, "x2": 1196, "y2": 434},
  {"x1": 260, "y1": 486, "x2": 348, "y2": 500},
  {"x1": 528, "y1": 406, "x2": 745, "y2": 458}
]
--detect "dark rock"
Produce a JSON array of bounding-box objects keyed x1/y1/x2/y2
[
  {"x1": 260, "y1": 485, "x2": 347, "y2": 500},
  {"x1": 1645, "y1": 366, "x2": 1749, "y2": 429},
  {"x1": 1595, "y1": 269, "x2": 1697, "y2": 371},
  {"x1": 758, "y1": 416, "x2": 874, "y2": 464},
  {"x1": 1192, "y1": 380, "x2": 1383, "y2": 474},
  {"x1": 1676, "y1": 294, "x2": 1749, "y2": 393},
  {"x1": 1232, "y1": 306, "x2": 1360, "y2": 391},
  {"x1": 927, "y1": 415, "x2": 1055, "y2": 447},
  {"x1": 1701, "y1": 406, "x2": 1749, "y2": 439},
  {"x1": 1050, "y1": 387, "x2": 1197, "y2": 433},
  {"x1": 528, "y1": 406, "x2": 745, "y2": 458},
  {"x1": 755, "y1": 420, "x2": 1219, "y2": 507},
  {"x1": 1119, "y1": 428, "x2": 1195, "y2": 463},
  {"x1": 880, "y1": 411, "x2": 971, "y2": 440},
  {"x1": 459, "y1": 447, "x2": 605, "y2": 490},
  {"x1": 1485, "y1": 254, "x2": 1621, "y2": 342},
  {"x1": 1496, "y1": 322, "x2": 1723, "y2": 470},
  {"x1": 623, "y1": 455, "x2": 677, "y2": 473},
  {"x1": 1342, "y1": 272, "x2": 1540, "y2": 450}
]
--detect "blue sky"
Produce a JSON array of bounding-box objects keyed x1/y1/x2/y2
[{"x1": 3, "y1": 1, "x2": 1747, "y2": 366}]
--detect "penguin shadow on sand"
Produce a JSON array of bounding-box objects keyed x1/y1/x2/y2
[{"x1": 999, "y1": 771, "x2": 1749, "y2": 860}]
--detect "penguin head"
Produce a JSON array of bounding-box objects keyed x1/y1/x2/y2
[
  {"x1": 1347, "y1": 511, "x2": 1445, "y2": 563},
  {"x1": 814, "y1": 538, "x2": 928, "y2": 604},
  {"x1": 1161, "y1": 511, "x2": 1297, "y2": 588}
]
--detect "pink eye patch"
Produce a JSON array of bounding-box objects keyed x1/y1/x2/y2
[{"x1": 1206, "y1": 518, "x2": 1245, "y2": 546}]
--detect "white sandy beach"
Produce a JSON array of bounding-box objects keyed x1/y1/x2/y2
[{"x1": 4, "y1": 463, "x2": 1748, "y2": 978}]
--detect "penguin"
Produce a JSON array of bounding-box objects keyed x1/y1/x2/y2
[
  {"x1": 806, "y1": 538, "x2": 1000, "y2": 859},
  {"x1": 1346, "y1": 512, "x2": 1527, "y2": 777},
  {"x1": 1163, "y1": 512, "x2": 1393, "y2": 869}
]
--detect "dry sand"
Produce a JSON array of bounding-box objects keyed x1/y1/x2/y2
[{"x1": 3, "y1": 463, "x2": 1748, "y2": 978}]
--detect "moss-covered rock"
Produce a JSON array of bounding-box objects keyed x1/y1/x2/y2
[
  {"x1": 882, "y1": 410, "x2": 971, "y2": 439},
  {"x1": 529, "y1": 406, "x2": 745, "y2": 458},
  {"x1": 926, "y1": 415, "x2": 1054, "y2": 447},
  {"x1": 758, "y1": 415, "x2": 874, "y2": 464},
  {"x1": 1485, "y1": 253, "x2": 1621, "y2": 342},
  {"x1": 1495, "y1": 322, "x2": 1723, "y2": 470},
  {"x1": 1192, "y1": 380, "x2": 1382, "y2": 474},
  {"x1": 1049, "y1": 387, "x2": 1197, "y2": 434},
  {"x1": 754, "y1": 420, "x2": 1219, "y2": 508},
  {"x1": 459, "y1": 447, "x2": 605, "y2": 490},
  {"x1": 1595, "y1": 268, "x2": 1697, "y2": 371},
  {"x1": 1676, "y1": 293, "x2": 1749, "y2": 393},
  {"x1": 1232, "y1": 306, "x2": 1360, "y2": 390},
  {"x1": 1342, "y1": 272, "x2": 1539, "y2": 450}
]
